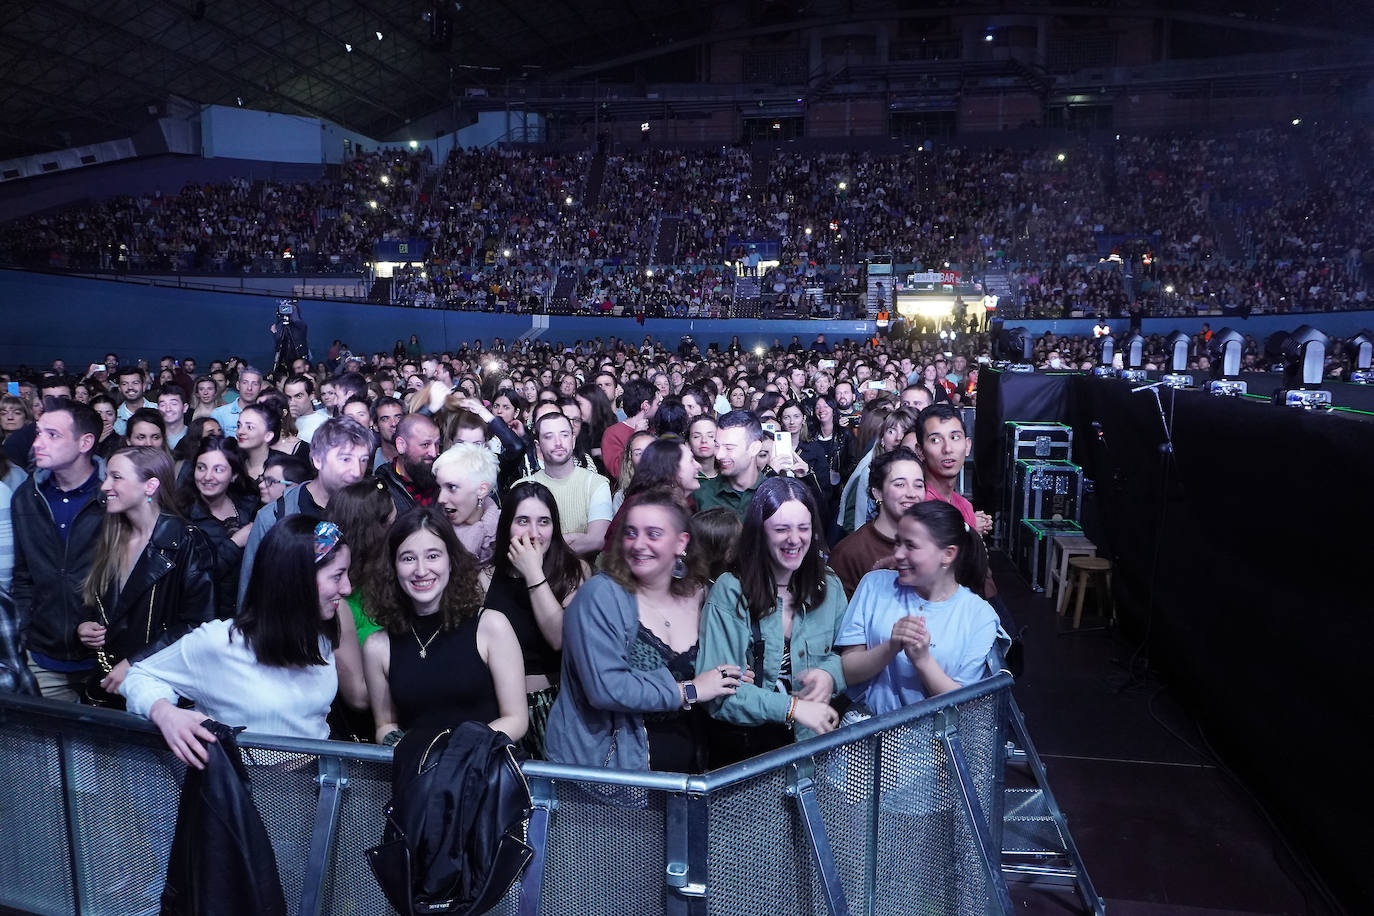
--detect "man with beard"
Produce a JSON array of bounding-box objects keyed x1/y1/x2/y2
[
  {"x1": 377, "y1": 413, "x2": 441, "y2": 513},
  {"x1": 517, "y1": 412, "x2": 611, "y2": 557},
  {"x1": 834, "y1": 380, "x2": 861, "y2": 429}
]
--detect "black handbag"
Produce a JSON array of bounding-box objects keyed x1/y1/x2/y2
[{"x1": 367, "y1": 722, "x2": 533, "y2": 916}]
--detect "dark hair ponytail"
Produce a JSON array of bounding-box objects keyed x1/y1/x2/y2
[{"x1": 904, "y1": 501, "x2": 988, "y2": 595}]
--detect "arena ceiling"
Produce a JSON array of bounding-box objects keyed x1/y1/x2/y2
[{"x1": 0, "y1": 1, "x2": 1367, "y2": 160}]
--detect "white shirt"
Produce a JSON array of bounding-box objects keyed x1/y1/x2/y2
[
  {"x1": 296, "y1": 409, "x2": 328, "y2": 443},
  {"x1": 122, "y1": 618, "x2": 337, "y2": 740}
]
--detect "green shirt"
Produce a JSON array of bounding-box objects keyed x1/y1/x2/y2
[
  {"x1": 693, "y1": 475, "x2": 762, "y2": 519},
  {"x1": 346, "y1": 594, "x2": 382, "y2": 648},
  {"x1": 695, "y1": 571, "x2": 848, "y2": 741}
]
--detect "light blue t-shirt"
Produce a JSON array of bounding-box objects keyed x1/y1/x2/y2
[{"x1": 835, "y1": 571, "x2": 1004, "y2": 715}]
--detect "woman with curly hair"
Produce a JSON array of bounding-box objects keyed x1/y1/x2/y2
[{"x1": 362, "y1": 507, "x2": 527, "y2": 746}]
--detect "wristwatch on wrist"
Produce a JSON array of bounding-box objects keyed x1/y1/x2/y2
[{"x1": 681, "y1": 681, "x2": 699, "y2": 709}]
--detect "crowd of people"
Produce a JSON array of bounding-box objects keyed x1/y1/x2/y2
[
  {"x1": 1, "y1": 331, "x2": 1023, "y2": 786},
  {"x1": 4, "y1": 126, "x2": 1370, "y2": 321}
]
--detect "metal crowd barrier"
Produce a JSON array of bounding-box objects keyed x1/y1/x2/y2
[{"x1": 0, "y1": 675, "x2": 1012, "y2": 916}]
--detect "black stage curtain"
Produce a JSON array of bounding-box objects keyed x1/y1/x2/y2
[{"x1": 986, "y1": 371, "x2": 1373, "y2": 911}]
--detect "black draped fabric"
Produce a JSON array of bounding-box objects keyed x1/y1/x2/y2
[{"x1": 986, "y1": 371, "x2": 1374, "y2": 911}]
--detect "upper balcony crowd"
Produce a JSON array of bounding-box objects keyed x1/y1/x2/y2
[{"x1": 2, "y1": 124, "x2": 1369, "y2": 318}]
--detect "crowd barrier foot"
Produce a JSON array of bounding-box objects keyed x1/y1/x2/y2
[{"x1": 1002, "y1": 696, "x2": 1106, "y2": 915}]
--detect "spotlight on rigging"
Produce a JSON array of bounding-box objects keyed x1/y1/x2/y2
[
  {"x1": 1162, "y1": 330, "x2": 1193, "y2": 388},
  {"x1": 1347, "y1": 329, "x2": 1374, "y2": 383}
]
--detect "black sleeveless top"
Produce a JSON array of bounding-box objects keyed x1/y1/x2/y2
[
  {"x1": 389, "y1": 611, "x2": 499, "y2": 734},
  {"x1": 484, "y1": 573, "x2": 562, "y2": 679}
]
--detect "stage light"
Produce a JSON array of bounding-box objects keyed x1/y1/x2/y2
[
  {"x1": 1276, "y1": 326, "x2": 1331, "y2": 408},
  {"x1": 1123, "y1": 332, "x2": 1146, "y2": 369},
  {"x1": 1095, "y1": 334, "x2": 1114, "y2": 372},
  {"x1": 1166, "y1": 331, "x2": 1190, "y2": 372},
  {"x1": 994, "y1": 326, "x2": 1033, "y2": 364},
  {"x1": 1206, "y1": 327, "x2": 1247, "y2": 396},
  {"x1": 1346, "y1": 329, "x2": 1373, "y2": 371}
]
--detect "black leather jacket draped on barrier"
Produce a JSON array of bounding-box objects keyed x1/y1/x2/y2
[{"x1": 161, "y1": 720, "x2": 287, "y2": 916}]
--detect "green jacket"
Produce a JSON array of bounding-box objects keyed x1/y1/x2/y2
[
  {"x1": 696, "y1": 571, "x2": 848, "y2": 740},
  {"x1": 692, "y1": 475, "x2": 761, "y2": 519}
]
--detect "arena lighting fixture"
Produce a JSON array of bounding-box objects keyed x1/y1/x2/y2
[
  {"x1": 1277, "y1": 325, "x2": 1332, "y2": 408},
  {"x1": 1346, "y1": 330, "x2": 1373, "y2": 369},
  {"x1": 1206, "y1": 327, "x2": 1247, "y2": 396},
  {"x1": 1165, "y1": 331, "x2": 1190, "y2": 372},
  {"x1": 993, "y1": 326, "x2": 1033, "y2": 365},
  {"x1": 1123, "y1": 332, "x2": 1146, "y2": 370},
  {"x1": 1094, "y1": 334, "x2": 1114, "y2": 374}
]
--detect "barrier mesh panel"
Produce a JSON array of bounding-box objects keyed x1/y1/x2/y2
[
  {"x1": 63, "y1": 731, "x2": 183, "y2": 916},
  {"x1": 873, "y1": 693, "x2": 1001, "y2": 916},
  {"x1": 541, "y1": 783, "x2": 665, "y2": 916},
  {"x1": 707, "y1": 767, "x2": 815, "y2": 915},
  {"x1": 327, "y1": 755, "x2": 398, "y2": 916},
  {"x1": 813, "y1": 735, "x2": 880, "y2": 914},
  {"x1": 0, "y1": 725, "x2": 75, "y2": 915},
  {"x1": 239, "y1": 747, "x2": 328, "y2": 911}
]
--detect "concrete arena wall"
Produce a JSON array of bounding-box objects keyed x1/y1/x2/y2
[{"x1": 6, "y1": 271, "x2": 1373, "y2": 369}]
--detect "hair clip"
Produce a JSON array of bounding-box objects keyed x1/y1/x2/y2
[{"x1": 313, "y1": 521, "x2": 343, "y2": 563}]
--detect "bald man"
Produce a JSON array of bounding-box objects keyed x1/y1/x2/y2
[{"x1": 377, "y1": 413, "x2": 441, "y2": 512}]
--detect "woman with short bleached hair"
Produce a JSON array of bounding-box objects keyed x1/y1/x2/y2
[{"x1": 434, "y1": 441, "x2": 501, "y2": 570}]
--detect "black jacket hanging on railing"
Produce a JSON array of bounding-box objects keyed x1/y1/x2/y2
[
  {"x1": 368, "y1": 721, "x2": 533, "y2": 916},
  {"x1": 161, "y1": 720, "x2": 287, "y2": 916}
]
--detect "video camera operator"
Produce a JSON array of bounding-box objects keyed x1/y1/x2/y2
[{"x1": 269, "y1": 299, "x2": 310, "y2": 376}]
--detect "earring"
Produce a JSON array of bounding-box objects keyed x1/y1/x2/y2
[
  {"x1": 146, "y1": 495, "x2": 153, "y2": 504},
  {"x1": 671, "y1": 553, "x2": 688, "y2": 579}
]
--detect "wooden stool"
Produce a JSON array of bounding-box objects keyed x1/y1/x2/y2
[
  {"x1": 1049, "y1": 536, "x2": 1097, "y2": 611},
  {"x1": 1062, "y1": 557, "x2": 1116, "y2": 629}
]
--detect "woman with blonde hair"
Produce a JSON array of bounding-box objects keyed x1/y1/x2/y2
[{"x1": 77, "y1": 446, "x2": 216, "y2": 705}]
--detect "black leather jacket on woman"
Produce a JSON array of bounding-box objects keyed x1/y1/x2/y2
[{"x1": 85, "y1": 514, "x2": 217, "y2": 667}]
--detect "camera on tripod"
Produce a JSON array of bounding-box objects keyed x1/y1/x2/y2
[{"x1": 277, "y1": 299, "x2": 297, "y2": 322}]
